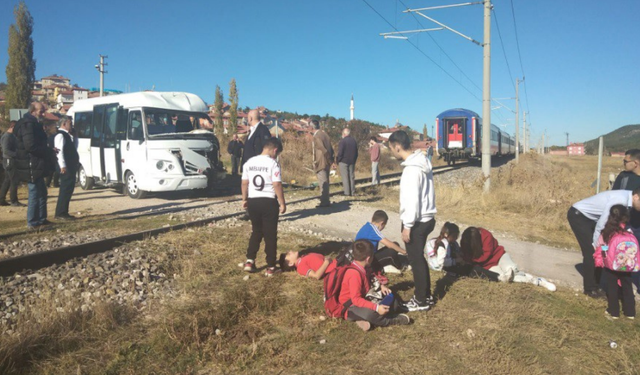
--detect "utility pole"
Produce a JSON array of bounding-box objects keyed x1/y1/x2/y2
[
  {"x1": 542, "y1": 130, "x2": 545, "y2": 154},
  {"x1": 515, "y1": 78, "x2": 522, "y2": 162},
  {"x1": 379, "y1": 0, "x2": 491, "y2": 189},
  {"x1": 481, "y1": 0, "x2": 492, "y2": 192},
  {"x1": 95, "y1": 54, "x2": 108, "y2": 97},
  {"x1": 523, "y1": 111, "x2": 527, "y2": 153},
  {"x1": 565, "y1": 132, "x2": 569, "y2": 147}
]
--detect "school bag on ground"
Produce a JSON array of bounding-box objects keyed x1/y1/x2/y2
[
  {"x1": 602, "y1": 230, "x2": 640, "y2": 272},
  {"x1": 323, "y1": 264, "x2": 359, "y2": 318}
]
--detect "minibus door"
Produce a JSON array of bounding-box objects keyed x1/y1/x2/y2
[{"x1": 90, "y1": 103, "x2": 124, "y2": 183}]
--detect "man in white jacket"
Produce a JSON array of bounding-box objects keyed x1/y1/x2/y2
[{"x1": 389, "y1": 130, "x2": 437, "y2": 312}]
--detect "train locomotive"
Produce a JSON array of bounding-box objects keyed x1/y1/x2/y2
[{"x1": 435, "y1": 108, "x2": 515, "y2": 165}]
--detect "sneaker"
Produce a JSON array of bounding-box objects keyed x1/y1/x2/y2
[
  {"x1": 535, "y1": 277, "x2": 556, "y2": 292},
  {"x1": 627, "y1": 316, "x2": 635, "y2": 320},
  {"x1": 584, "y1": 289, "x2": 606, "y2": 300},
  {"x1": 605, "y1": 310, "x2": 619, "y2": 321},
  {"x1": 10, "y1": 202, "x2": 26, "y2": 207},
  {"x1": 402, "y1": 264, "x2": 412, "y2": 272},
  {"x1": 355, "y1": 320, "x2": 371, "y2": 331},
  {"x1": 243, "y1": 260, "x2": 256, "y2": 273},
  {"x1": 391, "y1": 313, "x2": 411, "y2": 326},
  {"x1": 265, "y1": 267, "x2": 281, "y2": 277},
  {"x1": 54, "y1": 214, "x2": 76, "y2": 220},
  {"x1": 425, "y1": 295, "x2": 436, "y2": 306},
  {"x1": 383, "y1": 265, "x2": 402, "y2": 274},
  {"x1": 498, "y1": 268, "x2": 515, "y2": 283},
  {"x1": 403, "y1": 296, "x2": 432, "y2": 312}
]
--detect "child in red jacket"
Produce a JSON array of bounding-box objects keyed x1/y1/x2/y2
[
  {"x1": 279, "y1": 251, "x2": 337, "y2": 280},
  {"x1": 460, "y1": 227, "x2": 556, "y2": 291},
  {"x1": 339, "y1": 240, "x2": 411, "y2": 331}
]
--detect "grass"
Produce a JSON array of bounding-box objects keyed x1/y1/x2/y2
[
  {"x1": 1, "y1": 223, "x2": 638, "y2": 374},
  {"x1": 370, "y1": 153, "x2": 623, "y2": 250}
]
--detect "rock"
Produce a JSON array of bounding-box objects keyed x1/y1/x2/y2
[
  {"x1": 243, "y1": 275, "x2": 250, "y2": 281},
  {"x1": 466, "y1": 329, "x2": 476, "y2": 339},
  {"x1": 319, "y1": 316, "x2": 326, "y2": 321},
  {"x1": 319, "y1": 339, "x2": 326, "y2": 344}
]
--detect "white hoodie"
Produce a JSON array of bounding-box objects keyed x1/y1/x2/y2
[{"x1": 399, "y1": 150, "x2": 436, "y2": 228}]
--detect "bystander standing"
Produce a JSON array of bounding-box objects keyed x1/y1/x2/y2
[
  {"x1": 337, "y1": 128, "x2": 358, "y2": 196},
  {"x1": 53, "y1": 116, "x2": 79, "y2": 220},
  {"x1": 0, "y1": 121, "x2": 25, "y2": 207},
  {"x1": 312, "y1": 119, "x2": 334, "y2": 207},
  {"x1": 227, "y1": 133, "x2": 243, "y2": 176},
  {"x1": 369, "y1": 136, "x2": 380, "y2": 185}
]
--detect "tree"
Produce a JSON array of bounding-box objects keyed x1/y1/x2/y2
[
  {"x1": 228, "y1": 78, "x2": 238, "y2": 131},
  {"x1": 214, "y1": 85, "x2": 224, "y2": 134},
  {"x1": 423, "y1": 123, "x2": 428, "y2": 140},
  {"x1": 5, "y1": 2, "x2": 36, "y2": 111}
]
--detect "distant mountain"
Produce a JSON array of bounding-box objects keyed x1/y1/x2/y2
[{"x1": 584, "y1": 124, "x2": 640, "y2": 155}]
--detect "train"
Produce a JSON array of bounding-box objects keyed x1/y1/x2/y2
[{"x1": 435, "y1": 108, "x2": 515, "y2": 165}]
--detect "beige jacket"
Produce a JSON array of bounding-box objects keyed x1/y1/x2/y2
[{"x1": 312, "y1": 130, "x2": 334, "y2": 173}]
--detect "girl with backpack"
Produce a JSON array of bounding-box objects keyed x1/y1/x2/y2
[
  {"x1": 459, "y1": 227, "x2": 556, "y2": 291},
  {"x1": 594, "y1": 205, "x2": 639, "y2": 320}
]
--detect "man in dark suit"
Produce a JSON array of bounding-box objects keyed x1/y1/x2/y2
[
  {"x1": 337, "y1": 127, "x2": 358, "y2": 196},
  {"x1": 241, "y1": 109, "x2": 272, "y2": 166},
  {"x1": 227, "y1": 133, "x2": 243, "y2": 176}
]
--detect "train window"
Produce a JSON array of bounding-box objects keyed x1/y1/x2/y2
[{"x1": 74, "y1": 111, "x2": 92, "y2": 138}]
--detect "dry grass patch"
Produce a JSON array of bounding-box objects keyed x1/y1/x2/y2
[{"x1": 2, "y1": 223, "x2": 639, "y2": 374}]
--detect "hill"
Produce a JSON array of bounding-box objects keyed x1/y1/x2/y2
[{"x1": 584, "y1": 124, "x2": 640, "y2": 154}]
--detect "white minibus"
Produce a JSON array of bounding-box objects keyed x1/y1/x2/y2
[{"x1": 67, "y1": 91, "x2": 224, "y2": 198}]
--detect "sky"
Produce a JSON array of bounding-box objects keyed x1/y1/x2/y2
[{"x1": 0, "y1": 0, "x2": 638, "y2": 146}]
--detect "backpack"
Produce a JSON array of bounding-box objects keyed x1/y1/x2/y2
[
  {"x1": 603, "y1": 230, "x2": 640, "y2": 272},
  {"x1": 323, "y1": 264, "x2": 360, "y2": 318}
]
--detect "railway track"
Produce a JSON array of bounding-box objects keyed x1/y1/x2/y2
[{"x1": 0, "y1": 163, "x2": 468, "y2": 277}]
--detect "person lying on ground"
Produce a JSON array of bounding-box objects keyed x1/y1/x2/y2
[
  {"x1": 459, "y1": 227, "x2": 557, "y2": 292},
  {"x1": 279, "y1": 251, "x2": 336, "y2": 280},
  {"x1": 355, "y1": 210, "x2": 410, "y2": 274}
]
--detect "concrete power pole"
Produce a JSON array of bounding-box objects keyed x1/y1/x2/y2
[
  {"x1": 565, "y1": 132, "x2": 569, "y2": 147},
  {"x1": 522, "y1": 111, "x2": 527, "y2": 153},
  {"x1": 95, "y1": 55, "x2": 108, "y2": 97},
  {"x1": 481, "y1": 0, "x2": 492, "y2": 192},
  {"x1": 515, "y1": 78, "x2": 521, "y2": 162}
]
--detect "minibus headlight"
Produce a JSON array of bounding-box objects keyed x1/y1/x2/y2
[{"x1": 156, "y1": 161, "x2": 165, "y2": 170}]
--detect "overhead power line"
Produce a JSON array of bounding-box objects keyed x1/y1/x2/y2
[
  {"x1": 509, "y1": 0, "x2": 530, "y2": 117},
  {"x1": 359, "y1": 0, "x2": 482, "y2": 101},
  {"x1": 492, "y1": 8, "x2": 516, "y2": 92}
]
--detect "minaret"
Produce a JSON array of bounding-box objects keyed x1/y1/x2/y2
[{"x1": 350, "y1": 94, "x2": 354, "y2": 121}]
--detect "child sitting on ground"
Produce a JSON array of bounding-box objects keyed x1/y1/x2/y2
[
  {"x1": 279, "y1": 251, "x2": 336, "y2": 279},
  {"x1": 594, "y1": 204, "x2": 638, "y2": 320},
  {"x1": 425, "y1": 222, "x2": 462, "y2": 273},
  {"x1": 355, "y1": 210, "x2": 410, "y2": 274},
  {"x1": 459, "y1": 227, "x2": 556, "y2": 291},
  {"x1": 338, "y1": 239, "x2": 410, "y2": 331}
]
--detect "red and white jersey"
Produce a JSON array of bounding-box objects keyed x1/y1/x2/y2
[{"x1": 242, "y1": 155, "x2": 282, "y2": 199}]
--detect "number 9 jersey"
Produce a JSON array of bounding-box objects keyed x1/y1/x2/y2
[{"x1": 242, "y1": 155, "x2": 282, "y2": 199}]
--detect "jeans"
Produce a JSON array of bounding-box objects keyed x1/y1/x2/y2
[
  {"x1": 567, "y1": 207, "x2": 601, "y2": 292},
  {"x1": 339, "y1": 162, "x2": 356, "y2": 196},
  {"x1": 55, "y1": 166, "x2": 76, "y2": 217},
  {"x1": 231, "y1": 155, "x2": 241, "y2": 175},
  {"x1": 346, "y1": 296, "x2": 406, "y2": 327},
  {"x1": 371, "y1": 161, "x2": 379, "y2": 185},
  {"x1": 0, "y1": 165, "x2": 18, "y2": 204},
  {"x1": 404, "y1": 219, "x2": 436, "y2": 303},
  {"x1": 246, "y1": 197, "x2": 280, "y2": 268},
  {"x1": 27, "y1": 177, "x2": 48, "y2": 227},
  {"x1": 316, "y1": 168, "x2": 330, "y2": 205}
]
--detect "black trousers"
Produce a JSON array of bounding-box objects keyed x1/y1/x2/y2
[
  {"x1": 55, "y1": 166, "x2": 76, "y2": 217},
  {"x1": 246, "y1": 197, "x2": 279, "y2": 268},
  {"x1": 602, "y1": 268, "x2": 635, "y2": 318},
  {"x1": 404, "y1": 219, "x2": 436, "y2": 303},
  {"x1": 374, "y1": 247, "x2": 408, "y2": 269},
  {"x1": 0, "y1": 166, "x2": 18, "y2": 204},
  {"x1": 231, "y1": 155, "x2": 241, "y2": 175},
  {"x1": 347, "y1": 296, "x2": 405, "y2": 327},
  {"x1": 567, "y1": 207, "x2": 602, "y2": 292}
]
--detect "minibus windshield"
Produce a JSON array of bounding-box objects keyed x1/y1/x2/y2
[{"x1": 144, "y1": 108, "x2": 213, "y2": 137}]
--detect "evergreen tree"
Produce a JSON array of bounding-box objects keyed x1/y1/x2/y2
[
  {"x1": 423, "y1": 123, "x2": 428, "y2": 139},
  {"x1": 5, "y1": 1, "x2": 36, "y2": 112},
  {"x1": 228, "y1": 78, "x2": 238, "y2": 131},
  {"x1": 214, "y1": 85, "x2": 223, "y2": 134}
]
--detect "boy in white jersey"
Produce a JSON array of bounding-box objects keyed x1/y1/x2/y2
[{"x1": 242, "y1": 138, "x2": 287, "y2": 276}]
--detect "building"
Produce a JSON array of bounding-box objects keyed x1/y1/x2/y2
[
  {"x1": 567, "y1": 143, "x2": 585, "y2": 155},
  {"x1": 610, "y1": 152, "x2": 625, "y2": 158},
  {"x1": 73, "y1": 87, "x2": 89, "y2": 102},
  {"x1": 40, "y1": 75, "x2": 71, "y2": 88}
]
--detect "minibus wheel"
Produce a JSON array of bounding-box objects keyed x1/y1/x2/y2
[
  {"x1": 79, "y1": 166, "x2": 94, "y2": 190},
  {"x1": 125, "y1": 171, "x2": 147, "y2": 199}
]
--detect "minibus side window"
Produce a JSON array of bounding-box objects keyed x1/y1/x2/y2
[
  {"x1": 74, "y1": 112, "x2": 93, "y2": 138},
  {"x1": 128, "y1": 111, "x2": 144, "y2": 141},
  {"x1": 103, "y1": 105, "x2": 118, "y2": 148},
  {"x1": 91, "y1": 106, "x2": 105, "y2": 147}
]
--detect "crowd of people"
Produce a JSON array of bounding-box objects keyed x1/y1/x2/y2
[
  {"x1": 0, "y1": 102, "x2": 79, "y2": 229},
  {"x1": 239, "y1": 125, "x2": 562, "y2": 331}
]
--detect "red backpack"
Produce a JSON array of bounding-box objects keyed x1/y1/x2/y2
[{"x1": 323, "y1": 264, "x2": 360, "y2": 318}]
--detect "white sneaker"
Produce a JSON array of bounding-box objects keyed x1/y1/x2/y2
[
  {"x1": 403, "y1": 297, "x2": 432, "y2": 312},
  {"x1": 383, "y1": 265, "x2": 402, "y2": 274},
  {"x1": 498, "y1": 268, "x2": 514, "y2": 283},
  {"x1": 535, "y1": 277, "x2": 556, "y2": 292}
]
